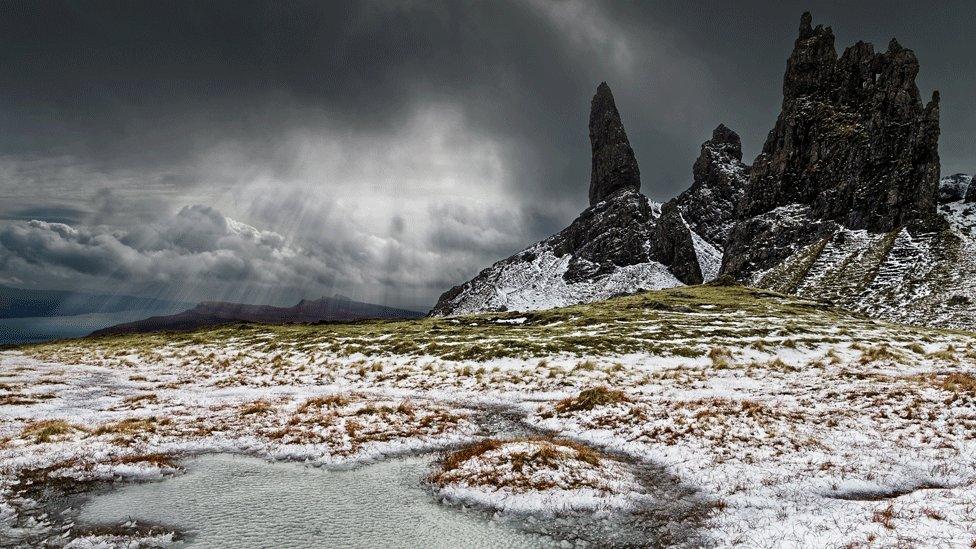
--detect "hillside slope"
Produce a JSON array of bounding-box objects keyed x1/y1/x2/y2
[{"x1": 754, "y1": 183, "x2": 976, "y2": 330}]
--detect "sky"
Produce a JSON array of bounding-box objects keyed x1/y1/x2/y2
[{"x1": 1, "y1": 1, "x2": 974, "y2": 311}]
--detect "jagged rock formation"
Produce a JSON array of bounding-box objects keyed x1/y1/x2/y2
[
  {"x1": 673, "y1": 124, "x2": 750, "y2": 250},
  {"x1": 430, "y1": 84, "x2": 701, "y2": 316},
  {"x1": 939, "y1": 173, "x2": 972, "y2": 204},
  {"x1": 432, "y1": 13, "x2": 976, "y2": 330},
  {"x1": 723, "y1": 12, "x2": 941, "y2": 280},
  {"x1": 717, "y1": 13, "x2": 976, "y2": 331},
  {"x1": 588, "y1": 82, "x2": 641, "y2": 206}
]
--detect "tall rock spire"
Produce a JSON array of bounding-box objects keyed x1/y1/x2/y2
[
  {"x1": 588, "y1": 82, "x2": 641, "y2": 206},
  {"x1": 672, "y1": 124, "x2": 750, "y2": 250},
  {"x1": 723, "y1": 12, "x2": 942, "y2": 280}
]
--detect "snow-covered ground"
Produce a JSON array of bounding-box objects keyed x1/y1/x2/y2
[{"x1": 2, "y1": 285, "x2": 975, "y2": 546}]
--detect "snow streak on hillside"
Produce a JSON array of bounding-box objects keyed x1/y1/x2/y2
[{"x1": 754, "y1": 193, "x2": 976, "y2": 330}]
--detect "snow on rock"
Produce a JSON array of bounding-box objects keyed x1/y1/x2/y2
[
  {"x1": 939, "y1": 173, "x2": 973, "y2": 204},
  {"x1": 752, "y1": 198, "x2": 976, "y2": 331},
  {"x1": 432, "y1": 246, "x2": 681, "y2": 316},
  {"x1": 430, "y1": 189, "x2": 689, "y2": 316},
  {"x1": 689, "y1": 229, "x2": 722, "y2": 283}
]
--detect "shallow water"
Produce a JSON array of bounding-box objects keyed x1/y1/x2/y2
[
  {"x1": 77, "y1": 454, "x2": 547, "y2": 548},
  {"x1": 0, "y1": 309, "x2": 182, "y2": 344}
]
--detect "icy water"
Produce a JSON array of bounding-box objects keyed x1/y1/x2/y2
[
  {"x1": 0, "y1": 309, "x2": 181, "y2": 344},
  {"x1": 77, "y1": 454, "x2": 547, "y2": 548}
]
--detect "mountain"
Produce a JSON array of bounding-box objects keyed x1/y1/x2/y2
[
  {"x1": 430, "y1": 83, "x2": 711, "y2": 316},
  {"x1": 718, "y1": 13, "x2": 976, "y2": 331},
  {"x1": 91, "y1": 295, "x2": 424, "y2": 336},
  {"x1": 432, "y1": 12, "x2": 976, "y2": 331},
  {"x1": 0, "y1": 285, "x2": 192, "y2": 319},
  {"x1": 749, "y1": 175, "x2": 976, "y2": 329}
]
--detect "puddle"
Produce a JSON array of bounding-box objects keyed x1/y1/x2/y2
[{"x1": 77, "y1": 454, "x2": 548, "y2": 548}]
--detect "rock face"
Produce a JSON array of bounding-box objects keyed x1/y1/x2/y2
[
  {"x1": 939, "y1": 174, "x2": 973, "y2": 204},
  {"x1": 673, "y1": 124, "x2": 750, "y2": 250},
  {"x1": 968, "y1": 178, "x2": 976, "y2": 203},
  {"x1": 430, "y1": 83, "x2": 701, "y2": 316},
  {"x1": 723, "y1": 12, "x2": 941, "y2": 280},
  {"x1": 588, "y1": 82, "x2": 641, "y2": 206}
]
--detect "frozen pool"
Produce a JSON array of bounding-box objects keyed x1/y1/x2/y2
[{"x1": 77, "y1": 454, "x2": 547, "y2": 548}]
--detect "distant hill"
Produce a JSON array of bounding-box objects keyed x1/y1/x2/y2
[
  {"x1": 90, "y1": 295, "x2": 424, "y2": 336},
  {"x1": 0, "y1": 285, "x2": 193, "y2": 319}
]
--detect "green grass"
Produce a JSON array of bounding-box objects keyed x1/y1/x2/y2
[{"x1": 18, "y1": 283, "x2": 973, "y2": 365}]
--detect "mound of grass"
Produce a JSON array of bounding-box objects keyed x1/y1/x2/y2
[
  {"x1": 433, "y1": 436, "x2": 604, "y2": 484},
  {"x1": 554, "y1": 386, "x2": 630, "y2": 414}
]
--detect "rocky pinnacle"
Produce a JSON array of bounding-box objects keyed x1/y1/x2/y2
[
  {"x1": 588, "y1": 82, "x2": 641, "y2": 206},
  {"x1": 722, "y1": 11, "x2": 942, "y2": 280}
]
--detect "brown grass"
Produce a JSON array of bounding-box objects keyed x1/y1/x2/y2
[
  {"x1": 938, "y1": 373, "x2": 976, "y2": 394},
  {"x1": 240, "y1": 400, "x2": 273, "y2": 415},
  {"x1": 553, "y1": 386, "x2": 630, "y2": 414},
  {"x1": 93, "y1": 417, "x2": 159, "y2": 436},
  {"x1": 111, "y1": 453, "x2": 177, "y2": 468},
  {"x1": 433, "y1": 436, "x2": 605, "y2": 487},
  {"x1": 708, "y1": 347, "x2": 733, "y2": 369},
  {"x1": 872, "y1": 503, "x2": 895, "y2": 529},
  {"x1": 122, "y1": 393, "x2": 158, "y2": 405},
  {"x1": 21, "y1": 420, "x2": 84, "y2": 443},
  {"x1": 296, "y1": 394, "x2": 350, "y2": 413}
]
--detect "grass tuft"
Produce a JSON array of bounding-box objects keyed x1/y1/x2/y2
[{"x1": 553, "y1": 386, "x2": 630, "y2": 414}]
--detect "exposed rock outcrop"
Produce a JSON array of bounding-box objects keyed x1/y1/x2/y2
[
  {"x1": 673, "y1": 124, "x2": 750, "y2": 250},
  {"x1": 968, "y1": 178, "x2": 976, "y2": 203},
  {"x1": 723, "y1": 12, "x2": 941, "y2": 280},
  {"x1": 430, "y1": 83, "x2": 699, "y2": 316},
  {"x1": 589, "y1": 82, "x2": 641, "y2": 206},
  {"x1": 654, "y1": 201, "x2": 704, "y2": 285},
  {"x1": 939, "y1": 174, "x2": 973, "y2": 204}
]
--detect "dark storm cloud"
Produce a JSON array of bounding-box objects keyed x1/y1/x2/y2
[{"x1": 0, "y1": 1, "x2": 974, "y2": 308}]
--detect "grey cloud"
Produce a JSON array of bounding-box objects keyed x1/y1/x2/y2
[
  {"x1": 0, "y1": 207, "x2": 340, "y2": 296},
  {"x1": 0, "y1": 1, "x2": 973, "y2": 309}
]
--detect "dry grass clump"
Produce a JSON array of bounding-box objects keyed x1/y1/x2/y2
[
  {"x1": 928, "y1": 346, "x2": 959, "y2": 362},
  {"x1": 432, "y1": 436, "x2": 606, "y2": 489},
  {"x1": 708, "y1": 347, "x2": 733, "y2": 369},
  {"x1": 440, "y1": 438, "x2": 504, "y2": 473},
  {"x1": 858, "y1": 345, "x2": 904, "y2": 365},
  {"x1": 111, "y1": 453, "x2": 177, "y2": 468},
  {"x1": 937, "y1": 372, "x2": 976, "y2": 394},
  {"x1": 271, "y1": 396, "x2": 465, "y2": 454},
  {"x1": 122, "y1": 393, "x2": 158, "y2": 405},
  {"x1": 872, "y1": 503, "x2": 896, "y2": 529},
  {"x1": 295, "y1": 393, "x2": 351, "y2": 413},
  {"x1": 93, "y1": 417, "x2": 160, "y2": 436},
  {"x1": 240, "y1": 400, "x2": 273, "y2": 415},
  {"x1": 21, "y1": 420, "x2": 84, "y2": 443},
  {"x1": 553, "y1": 386, "x2": 630, "y2": 414}
]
